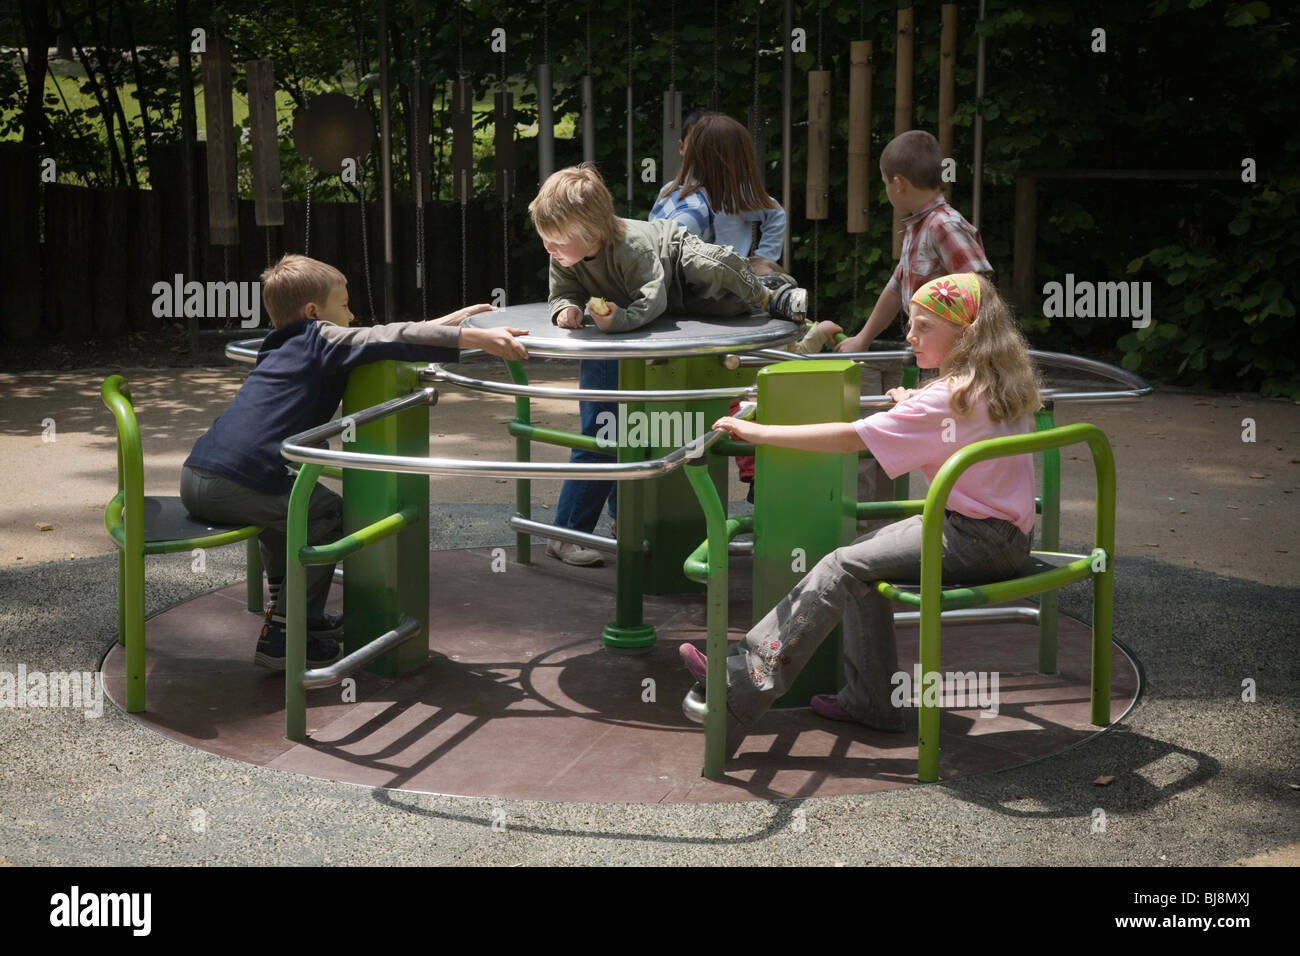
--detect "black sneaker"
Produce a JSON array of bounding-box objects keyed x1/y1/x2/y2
[
  {"x1": 308, "y1": 609, "x2": 344, "y2": 639},
  {"x1": 254, "y1": 619, "x2": 343, "y2": 670},
  {"x1": 758, "y1": 272, "x2": 797, "y2": 292},
  {"x1": 766, "y1": 285, "x2": 808, "y2": 323}
]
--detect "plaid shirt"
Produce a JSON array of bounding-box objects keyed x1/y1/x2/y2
[{"x1": 885, "y1": 196, "x2": 992, "y2": 321}]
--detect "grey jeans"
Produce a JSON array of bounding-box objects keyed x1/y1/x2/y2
[
  {"x1": 724, "y1": 512, "x2": 1030, "y2": 745},
  {"x1": 180, "y1": 465, "x2": 341, "y2": 620},
  {"x1": 671, "y1": 233, "x2": 768, "y2": 317}
]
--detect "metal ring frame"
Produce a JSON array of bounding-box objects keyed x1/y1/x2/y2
[{"x1": 224, "y1": 335, "x2": 1152, "y2": 479}]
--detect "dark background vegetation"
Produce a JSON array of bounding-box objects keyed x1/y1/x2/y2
[{"x1": 1, "y1": 0, "x2": 1296, "y2": 396}]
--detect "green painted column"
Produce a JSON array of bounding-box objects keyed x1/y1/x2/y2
[
  {"x1": 602, "y1": 357, "x2": 656, "y2": 650},
  {"x1": 640, "y1": 355, "x2": 749, "y2": 595},
  {"x1": 341, "y1": 361, "x2": 429, "y2": 677},
  {"x1": 752, "y1": 360, "x2": 861, "y2": 707},
  {"x1": 1035, "y1": 403, "x2": 1060, "y2": 674}
]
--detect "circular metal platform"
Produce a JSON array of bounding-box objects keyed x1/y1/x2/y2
[{"x1": 463, "y1": 302, "x2": 802, "y2": 359}]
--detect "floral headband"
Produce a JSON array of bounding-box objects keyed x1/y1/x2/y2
[{"x1": 910, "y1": 273, "x2": 981, "y2": 327}]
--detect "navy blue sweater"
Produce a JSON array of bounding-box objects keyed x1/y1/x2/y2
[{"x1": 185, "y1": 318, "x2": 460, "y2": 494}]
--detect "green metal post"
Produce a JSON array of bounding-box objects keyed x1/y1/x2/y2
[
  {"x1": 685, "y1": 463, "x2": 730, "y2": 778},
  {"x1": 285, "y1": 462, "x2": 322, "y2": 742},
  {"x1": 1089, "y1": 431, "x2": 1116, "y2": 728},
  {"x1": 753, "y1": 360, "x2": 861, "y2": 706},
  {"x1": 506, "y1": 360, "x2": 532, "y2": 564},
  {"x1": 341, "y1": 361, "x2": 429, "y2": 677},
  {"x1": 603, "y1": 358, "x2": 655, "y2": 650},
  {"x1": 1035, "y1": 404, "x2": 1060, "y2": 673},
  {"x1": 640, "y1": 355, "x2": 743, "y2": 594}
]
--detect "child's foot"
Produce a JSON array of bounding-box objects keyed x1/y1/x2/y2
[
  {"x1": 254, "y1": 619, "x2": 342, "y2": 670},
  {"x1": 546, "y1": 539, "x2": 603, "y2": 567},
  {"x1": 766, "y1": 285, "x2": 808, "y2": 323},
  {"x1": 758, "y1": 272, "x2": 797, "y2": 293},
  {"x1": 679, "y1": 642, "x2": 707, "y2": 682},
  {"x1": 308, "y1": 609, "x2": 344, "y2": 639},
  {"x1": 810, "y1": 693, "x2": 857, "y2": 722},
  {"x1": 811, "y1": 693, "x2": 906, "y2": 732}
]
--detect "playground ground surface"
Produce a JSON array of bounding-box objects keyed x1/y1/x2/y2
[{"x1": 0, "y1": 359, "x2": 1296, "y2": 866}]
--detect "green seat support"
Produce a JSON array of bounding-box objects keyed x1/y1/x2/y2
[
  {"x1": 101, "y1": 375, "x2": 264, "y2": 713},
  {"x1": 684, "y1": 421, "x2": 1116, "y2": 783}
]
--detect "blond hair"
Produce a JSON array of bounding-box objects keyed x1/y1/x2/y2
[
  {"x1": 528, "y1": 163, "x2": 627, "y2": 247},
  {"x1": 663, "y1": 113, "x2": 777, "y2": 215},
  {"x1": 938, "y1": 275, "x2": 1042, "y2": 423},
  {"x1": 880, "y1": 129, "x2": 943, "y2": 191},
  {"x1": 260, "y1": 254, "x2": 347, "y2": 328}
]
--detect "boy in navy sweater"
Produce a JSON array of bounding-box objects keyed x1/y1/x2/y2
[{"x1": 181, "y1": 254, "x2": 528, "y2": 669}]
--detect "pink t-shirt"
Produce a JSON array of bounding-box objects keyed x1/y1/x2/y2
[{"x1": 854, "y1": 379, "x2": 1036, "y2": 533}]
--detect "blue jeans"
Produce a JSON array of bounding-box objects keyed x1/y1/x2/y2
[{"x1": 554, "y1": 359, "x2": 618, "y2": 532}]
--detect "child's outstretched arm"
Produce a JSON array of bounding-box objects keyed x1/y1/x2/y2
[{"x1": 712, "y1": 417, "x2": 864, "y2": 453}]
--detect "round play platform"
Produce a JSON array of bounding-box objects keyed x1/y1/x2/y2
[{"x1": 102, "y1": 546, "x2": 1141, "y2": 803}]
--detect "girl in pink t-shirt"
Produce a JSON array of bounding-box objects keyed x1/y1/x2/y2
[{"x1": 683, "y1": 273, "x2": 1042, "y2": 756}]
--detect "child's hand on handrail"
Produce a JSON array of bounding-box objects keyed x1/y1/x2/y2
[
  {"x1": 712, "y1": 415, "x2": 764, "y2": 444},
  {"x1": 460, "y1": 324, "x2": 530, "y2": 361},
  {"x1": 886, "y1": 386, "x2": 913, "y2": 404}
]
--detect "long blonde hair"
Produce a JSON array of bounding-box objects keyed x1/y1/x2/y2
[{"x1": 939, "y1": 275, "x2": 1041, "y2": 422}]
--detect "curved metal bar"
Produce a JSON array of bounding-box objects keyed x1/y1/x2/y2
[
  {"x1": 423, "y1": 364, "x2": 757, "y2": 403},
  {"x1": 280, "y1": 395, "x2": 755, "y2": 482},
  {"x1": 284, "y1": 427, "x2": 722, "y2": 481},
  {"x1": 740, "y1": 348, "x2": 914, "y2": 366},
  {"x1": 226, "y1": 338, "x2": 262, "y2": 364}
]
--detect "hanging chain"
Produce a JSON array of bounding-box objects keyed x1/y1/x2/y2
[
  {"x1": 543, "y1": 0, "x2": 550, "y2": 65},
  {"x1": 753, "y1": 8, "x2": 761, "y2": 115},
  {"x1": 817, "y1": 7, "x2": 824, "y2": 69},
  {"x1": 669, "y1": 0, "x2": 676, "y2": 89},
  {"x1": 265, "y1": 226, "x2": 272, "y2": 268},
  {"x1": 502, "y1": 200, "x2": 509, "y2": 307},
  {"x1": 461, "y1": 201, "x2": 468, "y2": 306},
  {"x1": 358, "y1": 186, "x2": 377, "y2": 322},
  {"x1": 586, "y1": 0, "x2": 592, "y2": 73},
  {"x1": 712, "y1": 0, "x2": 720, "y2": 104},
  {"x1": 416, "y1": 200, "x2": 427, "y2": 317},
  {"x1": 812, "y1": 221, "x2": 820, "y2": 322},
  {"x1": 304, "y1": 177, "x2": 312, "y2": 257},
  {"x1": 853, "y1": 234, "x2": 861, "y2": 317}
]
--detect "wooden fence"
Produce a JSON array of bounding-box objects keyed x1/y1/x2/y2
[{"x1": 0, "y1": 142, "x2": 539, "y2": 346}]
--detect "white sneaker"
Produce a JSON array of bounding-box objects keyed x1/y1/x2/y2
[{"x1": 546, "y1": 539, "x2": 603, "y2": 567}]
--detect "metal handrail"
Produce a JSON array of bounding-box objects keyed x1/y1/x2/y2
[
  {"x1": 423, "y1": 364, "x2": 758, "y2": 403},
  {"x1": 279, "y1": 398, "x2": 758, "y2": 482}
]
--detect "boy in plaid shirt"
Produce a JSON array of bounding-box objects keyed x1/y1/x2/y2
[{"x1": 837, "y1": 130, "x2": 992, "y2": 352}]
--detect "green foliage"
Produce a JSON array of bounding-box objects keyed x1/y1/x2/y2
[{"x1": 2, "y1": 0, "x2": 1297, "y2": 395}]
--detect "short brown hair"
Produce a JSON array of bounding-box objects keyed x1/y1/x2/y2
[
  {"x1": 260, "y1": 254, "x2": 346, "y2": 327},
  {"x1": 528, "y1": 163, "x2": 627, "y2": 247},
  {"x1": 880, "y1": 130, "x2": 943, "y2": 191}
]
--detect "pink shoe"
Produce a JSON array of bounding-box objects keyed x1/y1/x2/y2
[
  {"x1": 679, "y1": 643, "x2": 707, "y2": 681},
  {"x1": 810, "y1": 694, "x2": 856, "y2": 722}
]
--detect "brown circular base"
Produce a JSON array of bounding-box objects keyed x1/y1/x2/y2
[{"x1": 103, "y1": 547, "x2": 1140, "y2": 803}]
